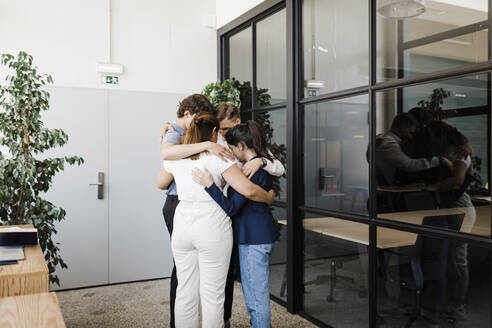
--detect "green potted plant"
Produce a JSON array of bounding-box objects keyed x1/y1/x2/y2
[
  {"x1": 0, "y1": 51, "x2": 84, "y2": 285},
  {"x1": 202, "y1": 78, "x2": 286, "y2": 196}
]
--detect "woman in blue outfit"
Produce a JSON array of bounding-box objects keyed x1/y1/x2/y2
[{"x1": 192, "y1": 120, "x2": 279, "y2": 328}]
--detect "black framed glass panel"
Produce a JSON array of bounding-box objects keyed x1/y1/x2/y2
[
  {"x1": 376, "y1": 0, "x2": 489, "y2": 82},
  {"x1": 303, "y1": 94, "x2": 369, "y2": 215},
  {"x1": 375, "y1": 74, "x2": 491, "y2": 237},
  {"x1": 303, "y1": 212, "x2": 369, "y2": 327},
  {"x1": 256, "y1": 8, "x2": 287, "y2": 105},
  {"x1": 376, "y1": 226, "x2": 492, "y2": 327},
  {"x1": 302, "y1": 0, "x2": 369, "y2": 97},
  {"x1": 229, "y1": 27, "x2": 253, "y2": 112},
  {"x1": 270, "y1": 206, "x2": 287, "y2": 301},
  {"x1": 256, "y1": 109, "x2": 287, "y2": 201}
]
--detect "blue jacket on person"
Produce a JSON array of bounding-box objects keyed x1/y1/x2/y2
[{"x1": 204, "y1": 157, "x2": 279, "y2": 245}]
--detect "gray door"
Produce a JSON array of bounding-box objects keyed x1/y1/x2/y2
[
  {"x1": 44, "y1": 87, "x2": 181, "y2": 289},
  {"x1": 44, "y1": 86, "x2": 109, "y2": 290},
  {"x1": 107, "y1": 90, "x2": 179, "y2": 284}
]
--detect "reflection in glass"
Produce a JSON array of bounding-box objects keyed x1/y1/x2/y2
[
  {"x1": 303, "y1": 95, "x2": 369, "y2": 215},
  {"x1": 303, "y1": 213, "x2": 369, "y2": 326},
  {"x1": 302, "y1": 0, "x2": 369, "y2": 97},
  {"x1": 257, "y1": 9, "x2": 286, "y2": 104},
  {"x1": 270, "y1": 206, "x2": 287, "y2": 300},
  {"x1": 377, "y1": 227, "x2": 491, "y2": 327},
  {"x1": 229, "y1": 27, "x2": 252, "y2": 85},
  {"x1": 256, "y1": 109, "x2": 287, "y2": 201},
  {"x1": 375, "y1": 74, "x2": 490, "y2": 238},
  {"x1": 377, "y1": 0, "x2": 488, "y2": 82}
]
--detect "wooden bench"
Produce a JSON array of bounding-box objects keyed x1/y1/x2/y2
[{"x1": 0, "y1": 292, "x2": 65, "y2": 328}]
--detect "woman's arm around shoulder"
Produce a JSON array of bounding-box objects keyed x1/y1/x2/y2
[{"x1": 222, "y1": 164, "x2": 275, "y2": 204}]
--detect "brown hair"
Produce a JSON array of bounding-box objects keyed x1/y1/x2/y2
[
  {"x1": 183, "y1": 112, "x2": 220, "y2": 160},
  {"x1": 216, "y1": 102, "x2": 240, "y2": 122},
  {"x1": 177, "y1": 94, "x2": 216, "y2": 118}
]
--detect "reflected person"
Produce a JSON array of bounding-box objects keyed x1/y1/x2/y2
[{"x1": 422, "y1": 121, "x2": 475, "y2": 321}]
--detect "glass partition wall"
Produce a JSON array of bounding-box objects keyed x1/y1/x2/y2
[{"x1": 218, "y1": 0, "x2": 492, "y2": 327}]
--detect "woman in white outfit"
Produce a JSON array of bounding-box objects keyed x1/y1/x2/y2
[{"x1": 158, "y1": 112, "x2": 275, "y2": 328}]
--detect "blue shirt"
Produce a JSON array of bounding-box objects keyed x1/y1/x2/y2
[
  {"x1": 162, "y1": 123, "x2": 184, "y2": 195},
  {"x1": 204, "y1": 159, "x2": 279, "y2": 244}
]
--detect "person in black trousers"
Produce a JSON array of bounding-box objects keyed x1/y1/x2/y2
[{"x1": 162, "y1": 195, "x2": 179, "y2": 327}]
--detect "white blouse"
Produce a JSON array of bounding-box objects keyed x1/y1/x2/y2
[{"x1": 163, "y1": 153, "x2": 236, "y2": 202}]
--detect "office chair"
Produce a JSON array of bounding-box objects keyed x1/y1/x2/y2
[{"x1": 397, "y1": 213, "x2": 465, "y2": 328}]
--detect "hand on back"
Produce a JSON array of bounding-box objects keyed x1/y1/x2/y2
[
  {"x1": 207, "y1": 142, "x2": 235, "y2": 162},
  {"x1": 242, "y1": 158, "x2": 263, "y2": 179},
  {"x1": 192, "y1": 168, "x2": 214, "y2": 188},
  {"x1": 159, "y1": 122, "x2": 175, "y2": 144}
]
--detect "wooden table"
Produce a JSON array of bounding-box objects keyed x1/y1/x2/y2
[
  {"x1": 379, "y1": 206, "x2": 490, "y2": 237},
  {"x1": 0, "y1": 292, "x2": 65, "y2": 328},
  {"x1": 280, "y1": 218, "x2": 417, "y2": 249},
  {"x1": 280, "y1": 206, "x2": 490, "y2": 249},
  {"x1": 0, "y1": 225, "x2": 49, "y2": 297}
]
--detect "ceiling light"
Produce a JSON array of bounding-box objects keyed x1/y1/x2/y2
[{"x1": 378, "y1": 0, "x2": 426, "y2": 19}]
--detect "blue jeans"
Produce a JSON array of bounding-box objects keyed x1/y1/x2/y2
[{"x1": 238, "y1": 243, "x2": 274, "y2": 328}]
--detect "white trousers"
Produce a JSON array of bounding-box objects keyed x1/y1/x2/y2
[{"x1": 171, "y1": 201, "x2": 233, "y2": 328}]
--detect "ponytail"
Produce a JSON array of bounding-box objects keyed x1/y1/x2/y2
[
  {"x1": 183, "y1": 112, "x2": 219, "y2": 160},
  {"x1": 226, "y1": 120, "x2": 272, "y2": 161}
]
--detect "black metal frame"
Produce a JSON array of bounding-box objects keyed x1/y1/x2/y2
[{"x1": 217, "y1": 0, "x2": 492, "y2": 327}]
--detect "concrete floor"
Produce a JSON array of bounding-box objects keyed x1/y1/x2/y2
[{"x1": 56, "y1": 278, "x2": 316, "y2": 328}]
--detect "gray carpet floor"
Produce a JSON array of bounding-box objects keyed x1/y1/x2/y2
[{"x1": 57, "y1": 278, "x2": 316, "y2": 328}]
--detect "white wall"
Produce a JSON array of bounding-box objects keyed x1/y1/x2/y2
[
  {"x1": 216, "y1": 0, "x2": 266, "y2": 28},
  {"x1": 0, "y1": 0, "x2": 217, "y2": 94}
]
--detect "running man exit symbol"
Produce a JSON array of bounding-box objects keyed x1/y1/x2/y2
[{"x1": 104, "y1": 76, "x2": 119, "y2": 85}]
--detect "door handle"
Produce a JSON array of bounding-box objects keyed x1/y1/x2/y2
[{"x1": 89, "y1": 172, "x2": 104, "y2": 199}]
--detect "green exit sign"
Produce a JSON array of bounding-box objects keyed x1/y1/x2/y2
[
  {"x1": 104, "y1": 75, "x2": 119, "y2": 85},
  {"x1": 307, "y1": 89, "x2": 317, "y2": 97}
]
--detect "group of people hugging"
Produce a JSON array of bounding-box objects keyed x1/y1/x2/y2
[
  {"x1": 375, "y1": 107, "x2": 476, "y2": 323},
  {"x1": 157, "y1": 94, "x2": 284, "y2": 328}
]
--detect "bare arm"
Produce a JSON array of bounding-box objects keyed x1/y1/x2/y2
[
  {"x1": 161, "y1": 141, "x2": 234, "y2": 161},
  {"x1": 242, "y1": 150, "x2": 285, "y2": 178},
  {"x1": 156, "y1": 167, "x2": 174, "y2": 190},
  {"x1": 222, "y1": 164, "x2": 275, "y2": 204},
  {"x1": 161, "y1": 142, "x2": 209, "y2": 160}
]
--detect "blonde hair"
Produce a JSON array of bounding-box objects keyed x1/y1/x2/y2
[{"x1": 216, "y1": 102, "x2": 240, "y2": 122}]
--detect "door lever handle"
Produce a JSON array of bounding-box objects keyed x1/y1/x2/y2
[{"x1": 89, "y1": 172, "x2": 104, "y2": 199}]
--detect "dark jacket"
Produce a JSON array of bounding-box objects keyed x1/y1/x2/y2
[{"x1": 204, "y1": 164, "x2": 279, "y2": 245}]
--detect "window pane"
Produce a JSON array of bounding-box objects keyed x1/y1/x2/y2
[
  {"x1": 229, "y1": 28, "x2": 253, "y2": 111},
  {"x1": 302, "y1": 0, "x2": 369, "y2": 97},
  {"x1": 303, "y1": 213, "x2": 369, "y2": 326},
  {"x1": 256, "y1": 109, "x2": 287, "y2": 201},
  {"x1": 377, "y1": 226, "x2": 491, "y2": 327},
  {"x1": 303, "y1": 95, "x2": 369, "y2": 215},
  {"x1": 377, "y1": 0, "x2": 488, "y2": 82},
  {"x1": 257, "y1": 9, "x2": 286, "y2": 104},
  {"x1": 229, "y1": 27, "x2": 252, "y2": 83},
  {"x1": 375, "y1": 74, "x2": 491, "y2": 238},
  {"x1": 270, "y1": 206, "x2": 287, "y2": 300}
]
